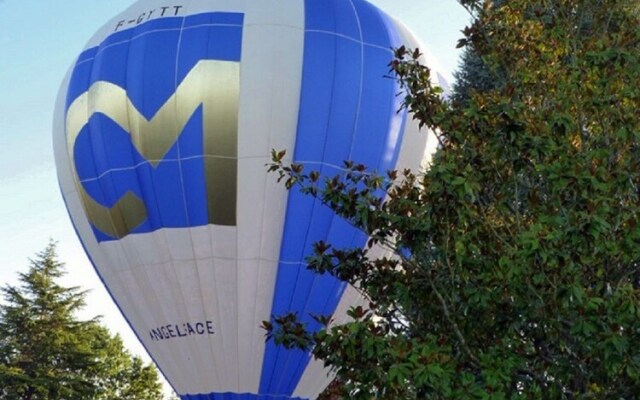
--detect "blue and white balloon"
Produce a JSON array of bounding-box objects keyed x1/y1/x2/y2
[{"x1": 53, "y1": 0, "x2": 441, "y2": 398}]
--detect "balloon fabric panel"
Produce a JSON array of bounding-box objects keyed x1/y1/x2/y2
[
  {"x1": 181, "y1": 393, "x2": 306, "y2": 400},
  {"x1": 259, "y1": 0, "x2": 405, "y2": 395}
]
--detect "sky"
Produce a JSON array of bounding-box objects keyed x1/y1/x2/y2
[{"x1": 0, "y1": 0, "x2": 470, "y2": 395}]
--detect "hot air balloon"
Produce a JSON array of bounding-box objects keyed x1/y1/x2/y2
[{"x1": 53, "y1": 0, "x2": 443, "y2": 398}]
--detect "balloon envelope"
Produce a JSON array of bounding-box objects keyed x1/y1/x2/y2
[{"x1": 53, "y1": 0, "x2": 441, "y2": 398}]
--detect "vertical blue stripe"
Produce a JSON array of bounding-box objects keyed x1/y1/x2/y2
[
  {"x1": 181, "y1": 393, "x2": 306, "y2": 400},
  {"x1": 260, "y1": 0, "x2": 408, "y2": 395}
]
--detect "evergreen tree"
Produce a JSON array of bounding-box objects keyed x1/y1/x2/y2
[
  {"x1": 0, "y1": 243, "x2": 98, "y2": 399},
  {"x1": 0, "y1": 242, "x2": 164, "y2": 399},
  {"x1": 450, "y1": 45, "x2": 505, "y2": 105},
  {"x1": 450, "y1": 0, "x2": 507, "y2": 105}
]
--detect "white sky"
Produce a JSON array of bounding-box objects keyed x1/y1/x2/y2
[{"x1": 0, "y1": 0, "x2": 470, "y2": 396}]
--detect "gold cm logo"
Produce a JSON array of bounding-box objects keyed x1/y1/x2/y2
[{"x1": 66, "y1": 60, "x2": 239, "y2": 239}]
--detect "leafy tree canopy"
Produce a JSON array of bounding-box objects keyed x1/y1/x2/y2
[
  {"x1": 268, "y1": 0, "x2": 640, "y2": 398},
  {"x1": 0, "y1": 242, "x2": 165, "y2": 400}
]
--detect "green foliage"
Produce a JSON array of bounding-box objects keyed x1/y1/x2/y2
[
  {"x1": 0, "y1": 242, "x2": 164, "y2": 399},
  {"x1": 268, "y1": 0, "x2": 640, "y2": 398},
  {"x1": 87, "y1": 325, "x2": 164, "y2": 400}
]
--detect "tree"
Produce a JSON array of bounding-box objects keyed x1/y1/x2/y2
[
  {"x1": 0, "y1": 242, "x2": 164, "y2": 399},
  {"x1": 450, "y1": 45, "x2": 503, "y2": 105},
  {"x1": 86, "y1": 325, "x2": 164, "y2": 400},
  {"x1": 450, "y1": 0, "x2": 507, "y2": 105},
  {"x1": 268, "y1": 0, "x2": 640, "y2": 398}
]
